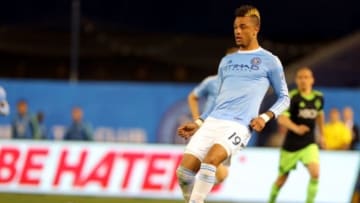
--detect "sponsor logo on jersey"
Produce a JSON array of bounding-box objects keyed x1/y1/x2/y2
[
  {"x1": 221, "y1": 57, "x2": 261, "y2": 72},
  {"x1": 298, "y1": 108, "x2": 318, "y2": 119}
]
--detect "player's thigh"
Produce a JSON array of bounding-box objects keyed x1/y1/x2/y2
[
  {"x1": 301, "y1": 144, "x2": 320, "y2": 178},
  {"x1": 213, "y1": 120, "x2": 251, "y2": 158},
  {"x1": 184, "y1": 120, "x2": 217, "y2": 161},
  {"x1": 203, "y1": 144, "x2": 228, "y2": 165},
  {"x1": 301, "y1": 144, "x2": 319, "y2": 165},
  {"x1": 179, "y1": 153, "x2": 202, "y2": 172},
  {"x1": 279, "y1": 149, "x2": 301, "y2": 175}
]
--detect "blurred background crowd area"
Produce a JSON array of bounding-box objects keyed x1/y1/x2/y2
[
  {"x1": 0, "y1": 0, "x2": 359, "y2": 150},
  {"x1": 0, "y1": 0, "x2": 358, "y2": 129},
  {"x1": 0, "y1": 1, "x2": 359, "y2": 201},
  {"x1": 0, "y1": 0, "x2": 358, "y2": 85}
]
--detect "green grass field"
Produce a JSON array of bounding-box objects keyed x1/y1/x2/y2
[{"x1": 0, "y1": 193, "x2": 234, "y2": 203}]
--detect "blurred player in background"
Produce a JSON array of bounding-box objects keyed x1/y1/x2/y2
[
  {"x1": 268, "y1": 67, "x2": 324, "y2": 203},
  {"x1": 176, "y1": 5, "x2": 290, "y2": 203},
  {"x1": 187, "y1": 47, "x2": 238, "y2": 184},
  {"x1": 0, "y1": 86, "x2": 10, "y2": 116}
]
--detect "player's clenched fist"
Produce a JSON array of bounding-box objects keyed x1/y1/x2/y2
[
  {"x1": 250, "y1": 117, "x2": 266, "y2": 132},
  {"x1": 177, "y1": 122, "x2": 199, "y2": 139}
]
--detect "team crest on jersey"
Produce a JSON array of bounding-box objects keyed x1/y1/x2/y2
[
  {"x1": 298, "y1": 108, "x2": 318, "y2": 119},
  {"x1": 251, "y1": 57, "x2": 262, "y2": 66},
  {"x1": 299, "y1": 101, "x2": 306, "y2": 108}
]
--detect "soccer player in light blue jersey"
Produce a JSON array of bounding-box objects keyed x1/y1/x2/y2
[
  {"x1": 187, "y1": 47, "x2": 238, "y2": 185},
  {"x1": 176, "y1": 5, "x2": 290, "y2": 203},
  {"x1": 0, "y1": 86, "x2": 10, "y2": 116}
]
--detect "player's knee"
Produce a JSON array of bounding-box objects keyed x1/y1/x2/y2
[
  {"x1": 203, "y1": 144, "x2": 228, "y2": 166},
  {"x1": 311, "y1": 168, "x2": 320, "y2": 179},
  {"x1": 276, "y1": 174, "x2": 288, "y2": 187},
  {"x1": 176, "y1": 166, "x2": 196, "y2": 185},
  {"x1": 203, "y1": 155, "x2": 223, "y2": 166},
  {"x1": 176, "y1": 166, "x2": 186, "y2": 179},
  {"x1": 215, "y1": 166, "x2": 228, "y2": 183},
  {"x1": 308, "y1": 164, "x2": 320, "y2": 179},
  {"x1": 310, "y1": 171, "x2": 319, "y2": 180}
]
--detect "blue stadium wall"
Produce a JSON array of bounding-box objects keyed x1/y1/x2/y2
[{"x1": 1, "y1": 79, "x2": 359, "y2": 143}]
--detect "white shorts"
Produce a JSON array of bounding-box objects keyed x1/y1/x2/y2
[{"x1": 184, "y1": 117, "x2": 251, "y2": 162}]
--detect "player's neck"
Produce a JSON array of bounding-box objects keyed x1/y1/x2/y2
[
  {"x1": 299, "y1": 89, "x2": 312, "y2": 95},
  {"x1": 239, "y1": 41, "x2": 259, "y2": 51}
]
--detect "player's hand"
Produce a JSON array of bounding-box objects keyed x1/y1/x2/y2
[
  {"x1": 250, "y1": 117, "x2": 266, "y2": 132},
  {"x1": 294, "y1": 124, "x2": 310, "y2": 135},
  {"x1": 318, "y1": 135, "x2": 326, "y2": 149},
  {"x1": 177, "y1": 122, "x2": 199, "y2": 140}
]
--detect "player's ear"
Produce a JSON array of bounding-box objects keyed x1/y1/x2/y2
[
  {"x1": 253, "y1": 26, "x2": 260, "y2": 36},
  {"x1": 311, "y1": 75, "x2": 315, "y2": 84}
]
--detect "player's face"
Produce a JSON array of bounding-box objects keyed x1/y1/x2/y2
[
  {"x1": 295, "y1": 69, "x2": 314, "y2": 91},
  {"x1": 233, "y1": 17, "x2": 259, "y2": 48}
]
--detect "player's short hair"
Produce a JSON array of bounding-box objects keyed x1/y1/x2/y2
[
  {"x1": 296, "y1": 66, "x2": 313, "y2": 75},
  {"x1": 235, "y1": 5, "x2": 261, "y2": 26}
]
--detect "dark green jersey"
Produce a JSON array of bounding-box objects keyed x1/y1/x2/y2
[{"x1": 282, "y1": 89, "x2": 324, "y2": 151}]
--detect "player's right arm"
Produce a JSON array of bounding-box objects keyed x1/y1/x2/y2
[
  {"x1": 277, "y1": 89, "x2": 309, "y2": 135},
  {"x1": 181, "y1": 77, "x2": 212, "y2": 139},
  {"x1": 178, "y1": 84, "x2": 205, "y2": 139},
  {"x1": 177, "y1": 122, "x2": 199, "y2": 140},
  {"x1": 188, "y1": 92, "x2": 200, "y2": 120},
  {"x1": 188, "y1": 76, "x2": 214, "y2": 120}
]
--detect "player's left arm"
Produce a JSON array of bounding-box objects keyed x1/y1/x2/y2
[
  {"x1": 267, "y1": 58, "x2": 290, "y2": 118},
  {"x1": 251, "y1": 58, "x2": 290, "y2": 132}
]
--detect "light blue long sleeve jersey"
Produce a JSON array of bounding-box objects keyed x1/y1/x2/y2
[
  {"x1": 202, "y1": 47, "x2": 290, "y2": 127},
  {"x1": 192, "y1": 75, "x2": 218, "y2": 118}
]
